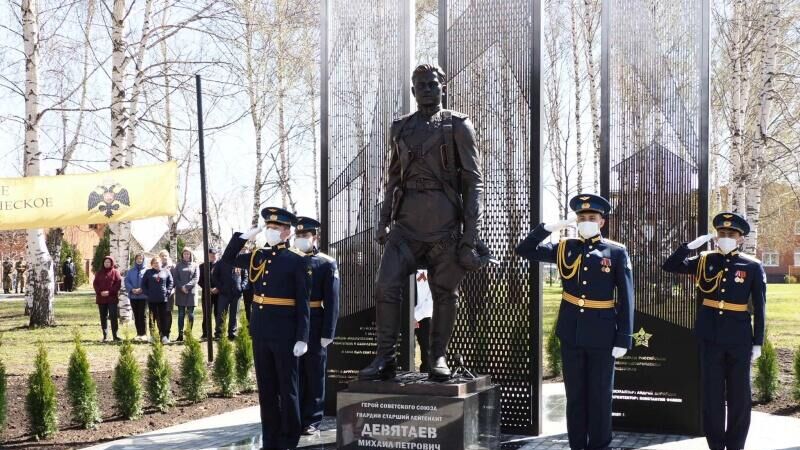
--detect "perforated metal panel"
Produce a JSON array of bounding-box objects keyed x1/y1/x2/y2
[
  {"x1": 320, "y1": 0, "x2": 415, "y2": 415},
  {"x1": 601, "y1": 0, "x2": 708, "y2": 435},
  {"x1": 441, "y1": 0, "x2": 542, "y2": 435}
]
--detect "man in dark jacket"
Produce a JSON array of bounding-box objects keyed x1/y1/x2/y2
[
  {"x1": 199, "y1": 248, "x2": 219, "y2": 340},
  {"x1": 212, "y1": 258, "x2": 247, "y2": 340},
  {"x1": 63, "y1": 256, "x2": 76, "y2": 292}
]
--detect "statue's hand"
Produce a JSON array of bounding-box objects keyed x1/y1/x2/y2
[
  {"x1": 458, "y1": 243, "x2": 482, "y2": 272},
  {"x1": 376, "y1": 225, "x2": 390, "y2": 245}
]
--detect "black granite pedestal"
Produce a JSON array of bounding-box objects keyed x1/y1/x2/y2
[{"x1": 337, "y1": 372, "x2": 500, "y2": 450}]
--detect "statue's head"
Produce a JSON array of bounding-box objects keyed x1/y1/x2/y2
[{"x1": 411, "y1": 64, "x2": 446, "y2": 109}]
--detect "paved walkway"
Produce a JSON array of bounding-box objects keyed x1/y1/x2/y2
[{"x1": 82, "y1": 383, "x2": 800, "y2": 450}]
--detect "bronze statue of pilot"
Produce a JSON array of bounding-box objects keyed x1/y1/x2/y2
[{"x1": 359, "y1": 64, "x2": 489, "y2": 382}]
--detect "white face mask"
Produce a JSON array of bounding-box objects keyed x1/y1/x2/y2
[
  {"x1": 295, "y1": 237, "x2": 314, "y2": 253},
  {"x1": 577, "y1": 221, "x2": 601, "y2": 239},
  {"x1": 716, "y1": 237, "x2": 738, "y2": 254},
  {"x1": 265, "y1": 228, "x2": 283, "y2": 247}
]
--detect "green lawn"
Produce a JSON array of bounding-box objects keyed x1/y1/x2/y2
[
  {"x1": 2, "y1": 283, "x2": 797, "y2": 376},
  {"x1": 0, "y1": 289, "x2": 212, "y2": 376}
]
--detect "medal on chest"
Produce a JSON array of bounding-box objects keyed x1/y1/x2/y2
[
  {"x1": 601, "y1": 257, "x2": 612, "y2": 273},
  {"x1": 735, "y1": 270, "x2": 746, "y2": 283}
]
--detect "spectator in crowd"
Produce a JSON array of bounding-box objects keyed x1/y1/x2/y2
[
  {"x1": 62, "y1": 255, "x2": 76, "y2": 292},
  {"x1": 142, "y1": 257, "x2": 174, "y2": 344},
  {"x1": 92, "y1": 256, "x2": 122, "y2": 342},
  {"x1": 158, "y1": 249, "x2": 176, "y2": 341},
  {"x1": 198, "y1": 248, "x2": 220, "y2": 340},
  {"x1": 212, "y1": 258, "x2": 246, "y2": 340},
  {"x1": 125, "y1": 253, "x2": 149, "y2": 341},
  {"x1": 173, "y1": 248, "x2": 199, "y2": 342}
]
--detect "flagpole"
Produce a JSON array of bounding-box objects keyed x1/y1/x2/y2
[{"x1": 196, "y1": 74, "x2": 213, "y2": 362}]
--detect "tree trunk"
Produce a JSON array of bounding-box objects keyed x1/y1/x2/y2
[
  {"x1": 275, "y1": 0, "x2": 297, "y2": 212},
  {"x1": 22, "y1": 0, "x2": 55, "y2": 326},
  {"x1": 109, "y1": 0, "x2": 131, "y2": 273},
  {"x1": 545, "y1": 0, "x2": 566, "y2": 217},
  {"x1": 570, "y1": 0, "x2": 584, "y2": 192},
  {"x1": 581, "y1": 0, "x2": 601, "y2": 191},
  {"x1": 743, "y1": 0, "x2": 779, "y2": 254}
]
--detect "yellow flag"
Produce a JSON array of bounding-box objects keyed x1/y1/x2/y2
[{"x1": 0, "y1": 161, "x2": 178, "y2": 231}]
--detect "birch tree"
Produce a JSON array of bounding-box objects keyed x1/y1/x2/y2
[{"x1": 21, "y1": 0, "x2": 55, "y2": 326}]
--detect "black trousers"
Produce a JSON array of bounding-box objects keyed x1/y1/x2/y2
[
  {"x1": 63, "y1": 275, "x2": 74, "y2": 292},
  {"x1": 98, "y1": 303, "x2": 119, "y2": 337},
  {"x1": 560, "y1": 339, "x2": 615, "y2": 450},
  {"x1": 253, "y1": 338, "x2": 301, "y2": 449},
  {"x1": 148, "y1": 302, "x2": 170, "y2": 339},
  {"x1": 300, "y1": 315, "x2": 327, "y2": 428},
  {"x1": 164, "y1": 293, "x2": 174, "y2": 339},
  {"x1": 216, "y1": 294, "x2": 240, "y2": 338},
  {"x1": 201, "y1": 292, "x2": 218, "y2": 337},
  {"x1": 131, "y1": 300, "x2": 148, "y2": 336},
  {"x1": 699, "y1": 340, "x2": 752, "y2": 450}
]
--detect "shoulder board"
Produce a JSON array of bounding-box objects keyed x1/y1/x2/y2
[
  {"x1": 288, "y1": 248, "x2": 306, "y2": 257},
  {"x1": 602, "y1": 238, "x2": 626, "y2": 249},
  {"x1": 699, "y1": 250, "x2": 720, "y2": 257},
  {"x1": 392, "y1": 112, "x2": 415, "y2": 124},
  {"x1": 559, "y1": 237, "x2": 582, "y2": 243},
  {"x1": 315, "y1": 252, "x2": 335, "y2": 262},
  {"x1": 446, "y1": 109, "x2": 468, "y2": 119},
  {"x1": 738, "y1": 253, "x2": 761, "y2": 263}
]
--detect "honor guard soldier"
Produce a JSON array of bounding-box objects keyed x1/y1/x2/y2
[
  {"x1": 662, "y1": 212, "x2": 765, "y2": 450},
  {"x1": 222, "y1": 206, "x2": 312, "y2": 450},
  {"x1": 516, "y1": 193, "x2": 634, "y2": 450},
  {"x1": 294, "y1": 217, "x2": 340, "y2": 435}
]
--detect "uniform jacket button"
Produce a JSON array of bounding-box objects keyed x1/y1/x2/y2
[{"x1": 580, "y1": 308, "x2": 585, "y2": 313}]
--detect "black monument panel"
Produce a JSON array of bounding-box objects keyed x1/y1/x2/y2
[
  {"x1": 321, "y1": 0, "x2": 415, "y2": 415},
  {"x1": 601, "y1": 0, "x2": 708, "y2": 435},
  {"x1": 441, "y1": 0, "x2": 543, "y2": 436}
]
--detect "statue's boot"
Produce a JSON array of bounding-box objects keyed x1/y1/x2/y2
[
  {"x1": 358, "y1": 302, "x2": 400, "y2": 380},
  {"x1": 428, "y1": 300, "x2": 457, "y2": 381}
]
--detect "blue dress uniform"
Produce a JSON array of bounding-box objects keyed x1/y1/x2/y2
[
  {"x1": 516, "y1": 194, "x2": 634, "y2": 450},
  {"x1": 662, "y1": 213, "x2": 766, "y2": 450},
  {"x1": 222, "y1": 207, "x2": 312, "y2": 450},
  {"x1": 294, "y1": 217, "x2": 340, "y2": 432}
]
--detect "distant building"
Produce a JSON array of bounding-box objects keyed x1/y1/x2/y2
[{"x1": 754, "y1": 183, "x2": 800, "y2": 283}]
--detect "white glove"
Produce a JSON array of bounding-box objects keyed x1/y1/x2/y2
[
  {"x1": 293, "y1": 341, "x2": 308, "y2": 357},
  {"x1": 612, "y1": 347, "x2": 628, "y2": 358},
  {"x1": 321, "y1": 338, "x2": 333, "y2": 348},
  {"x1": 751, "y1": 345, "x2": 762, "y2": 362},
  {"x1": 240, "y1": 226, "x2": 263, "y2": 241},
  {"x1": 687, "y1": 233, "x2": 715, "y2": 250},
  {"x1": 544, "y1": 216, "x2": 576, "y2": 233}
]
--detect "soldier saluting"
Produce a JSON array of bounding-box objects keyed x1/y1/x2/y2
[
  {"x1": 360, "y1": 63, "x2": 487, "y2": 382},
  {"x1": 516, "y1": 194, "x2": 634, "y2": 450},
  {"x1": 293, "y1": 216, "x2": 340, "y2": 435},
  {"x1": 662, "y1": 212, "x2": 765, "y2": 450},
  {"x1": 222, "y1": 207, "x2": 312, "y2": 450}
]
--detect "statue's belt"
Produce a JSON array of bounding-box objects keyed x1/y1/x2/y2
[
  {"x1": 403, "y1": 178, "x2": 443, "y2": 191},
  {"x1": 562, "y1": 292, "x2": 615, "y2": 309},
  {"x1": 702, "y1": 298, "x2": 748, "y2": 312},
  {"x1": 253, "y1": 295, "x2": 323, "y2": 308}
]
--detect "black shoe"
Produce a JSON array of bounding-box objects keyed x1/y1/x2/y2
[
  {"x1": 302, "y1": 425, "x2": 318, "y2": 435},
  {"x1": 428, "y1": 356, "x2": 452, "y2": 381},
  {"x1": 112, "y1": 336, "x2": 122, "y2": 342},
  {"x1": 359, "y1": 356, "x2": 397, "y2": 380},
  {"x1": 228, "y1": 335, "x2": 236, "y2": 341},
  {"x1": 176, "y1": 334, "x2": 184, "y2": 342}
]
